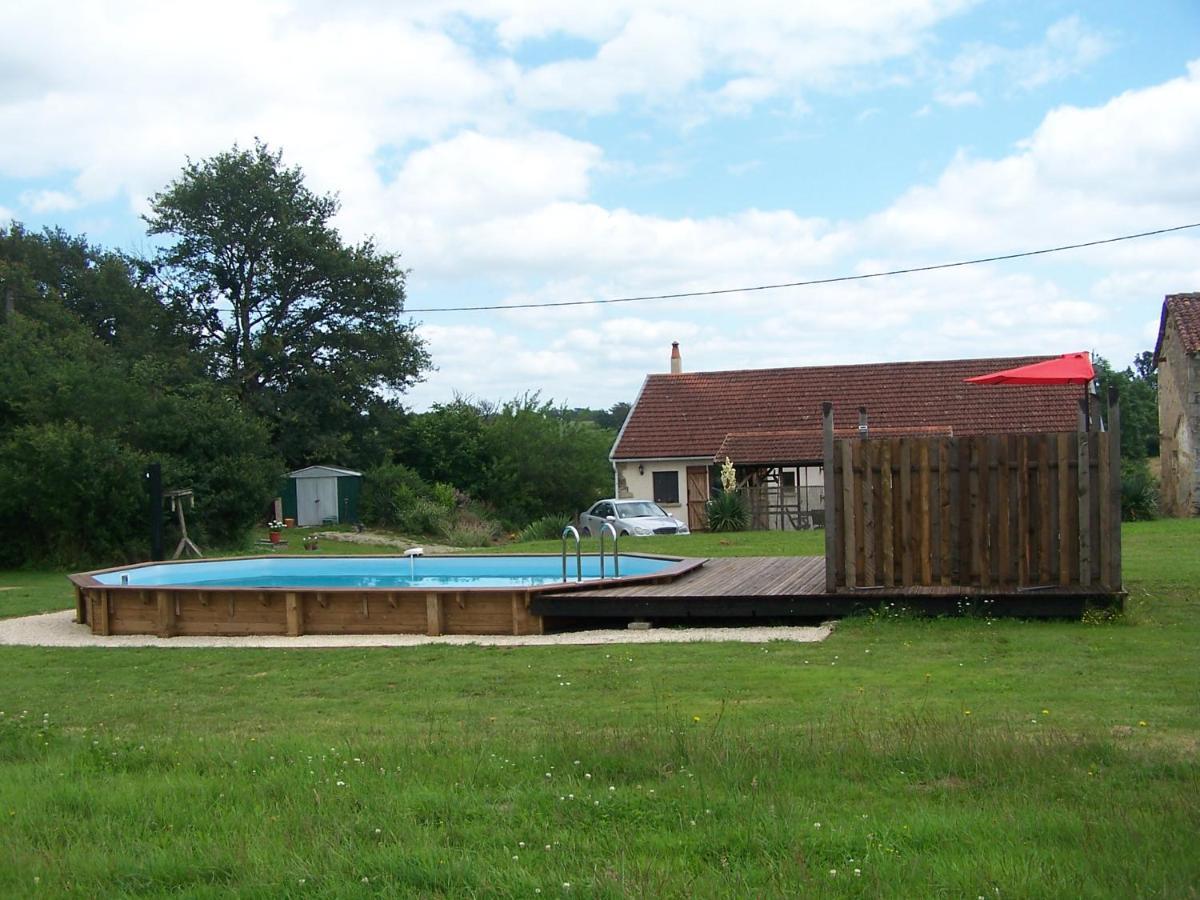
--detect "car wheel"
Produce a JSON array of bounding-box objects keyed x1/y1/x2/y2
[
  {"x1": 581, "y1": 527, "x2": 591, "y2": 537},
  {"x1": 620, "y1": 530, "x2": 630, "y2": 537}
]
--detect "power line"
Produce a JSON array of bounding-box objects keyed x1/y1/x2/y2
[{"x1": 406, "y1": 222, "x2": 1200, "y2": 314}]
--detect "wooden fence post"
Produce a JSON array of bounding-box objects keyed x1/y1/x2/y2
[
  {"x1": 822, "y1": 402, "x2": 837, "y2": 591},
  {"x1": 1107, "y1": 387, "x2": 1122, "y2": 590}
]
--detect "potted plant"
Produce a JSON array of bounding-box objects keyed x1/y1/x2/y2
[{"x1": 267, "y1": 519, "x2": 285, "y2": 543}]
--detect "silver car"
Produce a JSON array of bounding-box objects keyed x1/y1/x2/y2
[{"x1": 579, "y1": 499, "x2": 690, "y2": 537}]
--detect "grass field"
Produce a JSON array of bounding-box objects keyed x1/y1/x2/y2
[{"x1": 0, "y1": 522, "x2": 1197, "y2": 896}]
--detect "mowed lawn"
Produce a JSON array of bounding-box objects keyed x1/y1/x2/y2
[{"x1": 0, "y1": 523, "x2": 1197, "y2": 897}]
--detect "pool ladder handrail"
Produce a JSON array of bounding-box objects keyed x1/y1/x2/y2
[
  {"x1": 561, "y1": 525, "x2": 582, "y2": 582},
  {"x1": 599, "y1": 522, "x2": 620, "y2": 579}
]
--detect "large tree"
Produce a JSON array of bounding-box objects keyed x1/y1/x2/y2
[{"x1": 144, "y1": 141, "x2": 430, "y2": 464}]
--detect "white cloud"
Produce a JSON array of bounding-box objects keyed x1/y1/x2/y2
[
  {"x1": 934, "y1": 90, "x2": 981, "y2": 108},
  {"x1": 19, "y1": 189, "x2": 79, "y2": 213},
  {"x1": 944, "y1": 15, "x2": 1109, "y2": 98}
]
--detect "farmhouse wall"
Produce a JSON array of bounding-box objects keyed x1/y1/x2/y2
[{"x1": 1158, "y1": 314, "x2": 1200, "y2": 516}]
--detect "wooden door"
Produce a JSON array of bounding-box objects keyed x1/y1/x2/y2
[{"x1": 686, "y1": 466, "x2": 710, "y2": 531}]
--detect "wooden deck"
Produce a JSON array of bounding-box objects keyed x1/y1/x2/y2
[{"x1": 534, "y1": 556, "x2": 1121, "y2": 620}]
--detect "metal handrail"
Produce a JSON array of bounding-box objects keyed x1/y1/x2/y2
[
  {"x1": 599, "y1": 522, "x2": 620, "y2": 579},
  {"x1": 561, "y1": 526, "x2": 582, "y2": 582}
]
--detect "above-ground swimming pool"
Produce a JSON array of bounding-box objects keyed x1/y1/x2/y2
[
  {"x1": 91, "y1": 554, "x2": 678, "y2": 589},
  {"x1": 70, "y1": 554, "x2": 702, "y2": 638}
]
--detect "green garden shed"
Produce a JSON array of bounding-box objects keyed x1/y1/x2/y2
[{"x1": 281, "y1": 466, "x2": 362, "y2": 526}]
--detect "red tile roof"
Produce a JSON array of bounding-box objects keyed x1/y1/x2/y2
[
  {"x1": 613, "y1": 356, "x2": 1082, "y2": 464},
  {"x1": 1154, "y1": 293, "x2": 1200, "y2": 365}
]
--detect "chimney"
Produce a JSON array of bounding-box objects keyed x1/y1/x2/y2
[{"x1": 670, "y1": 341, "x2": 682, "y2": 374}]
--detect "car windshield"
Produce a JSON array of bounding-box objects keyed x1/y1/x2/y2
[{"x1": 616, "y1": 502, "x2": 666, "y2": 518}]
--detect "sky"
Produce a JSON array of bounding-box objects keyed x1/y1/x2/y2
[{"x1": 2, "y1": 1, "x2": 1198, "y2": 411}]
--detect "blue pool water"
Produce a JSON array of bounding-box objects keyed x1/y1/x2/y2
[{"x1": 93, "y1": 555, "x2": 674, "y2": 589}]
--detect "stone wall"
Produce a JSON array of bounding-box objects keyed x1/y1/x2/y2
[{"x1": 1158, "y1": 314, "x2": 1200, "y2": 515}]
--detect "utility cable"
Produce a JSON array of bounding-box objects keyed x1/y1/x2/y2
[{"x1": 406, "y1": 222, "x2": 1200, "y2": 313}]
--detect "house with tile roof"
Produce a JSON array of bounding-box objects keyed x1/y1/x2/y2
[
  {"x1": 610, "y1": 346, "x2": 1081, "y2": 531},
  {"x1": 1154, "y1": 293, "x2": 1200, "y2": 516}
]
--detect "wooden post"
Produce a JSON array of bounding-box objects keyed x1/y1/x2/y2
[
  {"x1": 286, "y1": 592, "x2": 304, "y2": 636},
  {"x1": 841, "y1": 440, "x2": 856, "y2": 588},
  {"x1": 96, "y1": 591, "x2": 112, "y2": 636},
  {"x1": 996, "y1": 437, "x2": 1010, "y2": 588},
  {"x1": 822, "y1": 403, "x2": 837, "y2": 591},
  {"x1": 939, "y1": 439, "x2": 952, "y2": 586},
  {"x1": 880, "y1": 440, "x2": 894, "y2": 587},
  {"x1": 156, "y1": 590, "x2": 175, "y2": 638},
  {"x1": 426, "y1": 592, "x2": 443, "y2": 636},
  {"x1": 1077, "y1": 430, "x2": 1092, "y2": 587},
  {"x1": 1058, "y1": 434, "x2": 1073, "y2": 587},
  {"x1": 899, "y1": 440, "x2": 913, "y2": 587},
  {"x1": 861, "y1": 441, "x2": 875, "y2": 586},
  {"x1": 918, "y1": 442, "x2": 932, "y2": 586},
  {"x1": 1107, "y1": 387, "x2": 1122, "y2": 589}
]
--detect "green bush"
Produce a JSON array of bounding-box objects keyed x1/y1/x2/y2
[
  {"x1": 0, "y1": 423, "x2": 148, "y2": 567},
  {"x1": 440, "y1": 512, "x2": 502, "y2": 548},
  {"x1": 359, "y1": 463, "x2": 433, "y2": 528},
  {"x1": 516, "y1": 513, "x2": 574, "y2": 542},
  {"x1": 1121, "y1": 458, "x2": 1159, "y2": 521},
  {"x1": 705, "y1": 490, "x2": 748, "y2": 532}
]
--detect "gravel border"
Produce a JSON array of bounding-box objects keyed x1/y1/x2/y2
[{"x1": 0, "y1": 610, "x2": 833, "y2": 649}]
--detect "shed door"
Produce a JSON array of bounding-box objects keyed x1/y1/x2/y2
[
  {"x1": 686, "y1": 466, "x2": 710, "y2": 531},
  {"x1": 296, "y1": 477, "x2": 339, "y2": 526}
]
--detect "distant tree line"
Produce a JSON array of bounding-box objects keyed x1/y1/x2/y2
[{"x1": 0, "y1": 142, "x2": 623, "y2": 566}]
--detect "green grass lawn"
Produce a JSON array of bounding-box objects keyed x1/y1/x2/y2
[{"x1": 0, "y1": 522, "x2": 1197, "y2": 896}]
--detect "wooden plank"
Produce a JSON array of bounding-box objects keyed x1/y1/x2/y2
[
  {"x1": 1107, "y1": 389, "x2": 1122, "y2": 590},
  {"x1": 979, "y1": 437, "x2": 992, "y2": 588},
  {"x1": 426, "y1": 592, "x2": 443, "y2": 636},
  {"x1": 1058, "y1": 433, "x2": 1073, "y2": 587},
  {"x1": 996, "y1": 436, "x2": 1010, "y2": 588},
  {"x1": 156, "y1": 590, "x2": 175, "y2": 638},
  {"x1": 1077, "y1": 431, "x2": 1092, "y2": 588},
  {"x1": 918, "y1": 441, "x2": 932, "y2": 585},
  {"x1": 958, "y1": 437, "x2": 972, "y2": 585},
  {"x1": 1038, "y1": 435, "x2": 1054, "y2": 584},
  {"x1": 862, "y1": 440, "x2": 876, "y2": 586},
  {"x1": 822, "y1": 402, "x2": 837, "y2": 592},
  {"x1": 1098, "y1": 430, "x2": 1112, "y2": 590},
  {"x1": 939, "y1": 439, "x2": 952, "y2": 586},
  {"x1": 97, "y1": 590, "x2": 111, "y2": 636},
  {"x1": 841, "y1": 440, "x2": 856, "y2": 588},
  {"x1": 880, "y1": 440, "x2": 894, "y2": 588},
  {"x1": 853, "y1": 441, "x2": 866, "y2": 584},
  {"x1": 286, "y1": 591, "x2": 303, "y2": 636},
  {"x1": 948, "y1": 438, "x2": 962, "y2": 585},
  {"x1": 899, "y1": 439, "x2": 913, "y2": 587},
  {"x1": 969, "y1": 437, "x2": 982, "y2": 586},
  {"x1": 1017, "y1": 436, "x2": 1030, "y2": 587}
]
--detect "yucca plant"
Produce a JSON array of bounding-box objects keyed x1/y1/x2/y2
[{"x1": 705, "y1": 490, "x2": 748, "y2": 532}]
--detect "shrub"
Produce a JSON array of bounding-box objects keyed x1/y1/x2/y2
[
  {"x1": 1121, "y1": 458, "x2": 1159, "y2": 521},
  {"x1": 394, "y1": 497, "x2": 450, "y2": 537},
  {"x1": 705, "y1": 490, "x2": 748, "y2": 532},
  {"x1": 0, "y1": 423, "x2": 148, "y2": 567},
  {"x1": 359, "y1": 463, "x2": 435, "y2": 529},
  {"x1": 440, "y1": 513, "x2": 502, "y2": 548},
  {"x1": 516, "y1": 513, "x2": 574, "y2": 542}
]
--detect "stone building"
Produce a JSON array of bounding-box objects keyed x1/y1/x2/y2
[{"x1": 1154, "y1": 293, "x2": 1200, "y2": 516}]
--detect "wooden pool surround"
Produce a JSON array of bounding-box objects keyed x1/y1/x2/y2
[{"x1": 68, "y1": 555, "x2": 704, "y2": 638}]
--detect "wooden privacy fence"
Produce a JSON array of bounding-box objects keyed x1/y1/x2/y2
[{"x1": 821, "y1": 398, "x2": 1122, "y2": 593}]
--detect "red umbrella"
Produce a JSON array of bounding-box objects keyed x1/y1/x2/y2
[
  {"x1": 964, "y1": 351, "x2": 1094, "y2": 385},
  {"x1": 965, "y1": 351, "x2": 1095, "y2": 428}
]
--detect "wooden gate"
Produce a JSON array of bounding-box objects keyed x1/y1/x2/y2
[
  {"x1": 821, "y1": 398, "x2": 1122, "y2": 593},
  {"x1": 686, "y1": 466, "x2": 710, "y2": 531}
]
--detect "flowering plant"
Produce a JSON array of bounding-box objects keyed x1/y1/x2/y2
[
  {"x1": 267, "y1": 519, "x2": 285, "y2": 530},
  {"x1": 720, "y1": 457, "x2": 738, "y2": 493}
]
